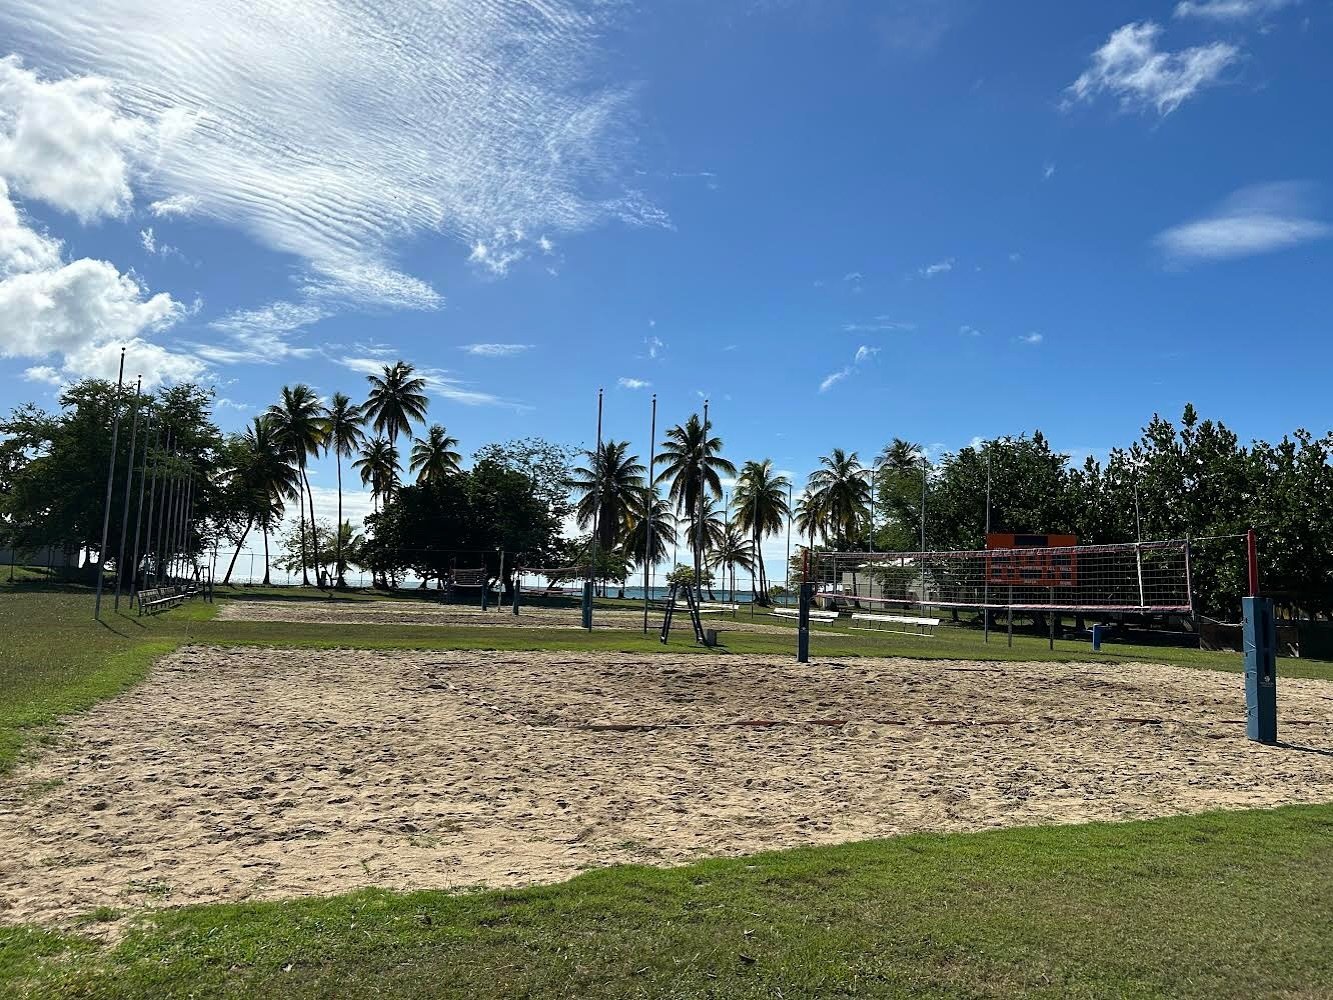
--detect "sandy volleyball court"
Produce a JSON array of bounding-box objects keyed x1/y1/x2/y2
[
  {"x1": 216, "y1": 597, "x2": 796, "y2": 633},
  {"x1": 2, "y1": 647, "x2": 1332, "y2": 925}
]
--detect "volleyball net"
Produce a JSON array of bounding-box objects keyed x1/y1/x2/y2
[{"x1": 808, "y1": 539, "x2": 1195, "y2": 615}]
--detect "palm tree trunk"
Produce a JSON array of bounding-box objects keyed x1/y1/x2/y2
[
  {"x1": 222, "y1": 516, "x2": 253, "y2": 585},
  {"x1": 335, "y1": 451, "x2": 345, "y2": 588},
  {"x1": 303, "y1": 472, "x2": 320, "y2": 587},
  {"x1": 297, "y1": 460, "x2": 311, "y2": 586},
  {"x1": 262, "y1": 522, "x2": 272, "y2": 585}
]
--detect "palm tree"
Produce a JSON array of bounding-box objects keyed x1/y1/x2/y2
[
  {"x1": 410, "y1": 424, "x2": 462, "y2": 484},
  {"x1": 708, "y1": 523, "x2": 756, "y2": 604},
  {"x1": 569, "y1": 440, "x2": 647, "y2": 554},
  {"x1": 266, "y1": 385, "x2": 329, "y2": 586},
  {"x1": 220, "y1": 415, "x2": 301, "y2": 584},
  {"x1": 325, "y1": 393, "x2": 366, "y2": 588},
  {"x1": 879, "y1": 437, "x2": 923, "y2": 472},
  {"x1": 363, "y1": 360, "x2": 429, "y2": 498},
  {"x1": 353, "y1": 436, "x2": 397, "y2": 514},
  {"x1": 621, "y1": 487, "x2": 677, "y2": 569},
  {"x1": 806, "y1": 448, "x2": 870, "y2": 547},
  {"x1": 734, "y1": 458, "x2": 791, "y2": 603},
  {"x1": 655, "y1": 414, "x2": 736, "y2": 586},
  {"x1": 246, "y1": 415, "x2": 301, "y2": 586}
]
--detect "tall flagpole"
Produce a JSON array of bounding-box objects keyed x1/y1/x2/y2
[
  {"x1": 93, "y1": 348, "x2": 126, "y2": 620},
  {"x1": 642, "y1": 392, "x2": 656, "y2": 633},
  {"x1": 984, "y1": 453, "x2": 992, "y2": 643},
  {"x1": 696, "y1": 399, "x2": 708, "y2": 590},
  {"x1": 113, "y1": 376, "x2": 143, "y2": 610},
  {"x1": 129, "y1": 415, "x2": 157, "y2": 603}
]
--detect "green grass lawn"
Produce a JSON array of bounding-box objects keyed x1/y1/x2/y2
[
  {"x1": 3, "y1": 805, "x2": 1331, "y2": 998},
  {"x1": 2, "y1": 585, "x2": 1332, "y2": 997}
]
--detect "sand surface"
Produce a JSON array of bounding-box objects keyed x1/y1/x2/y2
[
  {"x1": 216, "y1": 597, "x2": 794, "y2": 633},
  {"x1": 2, "y1": 647, "x2": 1332, "y2": 925}
]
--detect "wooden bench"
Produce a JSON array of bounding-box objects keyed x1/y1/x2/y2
[
  {"x1": 769, "y1": 608, "x2": 840, "y2": 623},
  {"x1": 137, "y1": 586, "x2": 185, "y2": 615},
  {"x1": 850, "y1": 613, "x2": 940, "y2": 636}
]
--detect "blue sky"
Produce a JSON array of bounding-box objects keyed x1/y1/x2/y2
[{"x1": 1, "y1": 0, "x2": 1330, "y2": 579}]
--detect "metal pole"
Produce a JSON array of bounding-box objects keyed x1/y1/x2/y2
[
  {"x1": 984, "y1": 455, "x2": 991, "y2": 643},
  {"x1": 588, "y1": 388, "x2": 602, "y2": 629},
  {"x1": 1247, "y1": 528, "x2": 1259, "y2": 597},
  {"x1": 868, "y1": 459, "x2": 876, "y2": 554},
  {"x1": 113, "y1": 376, "x2": 143, "y2": 610},
  {"x1": 785, "y1": 482, "x2": 793, "y2": 604},
  {"x1": 1007, "y1": 585, "x2": 1013, "y2": 647},
  {"x1": 643, "y1": 393, "x2": 656, "y2": 633},
  {"x1": 697, "y1": 399, "x2": 708, "y2": 590},
  {"x1": 920, "y1": 454, "x2": 927, "y2": 552},
  {"x1": 94, "y1": 348, "x2": 126, "y2": 620},
  {"x1": 129, "y1": 412, "x2": 156, "y2": 603}
]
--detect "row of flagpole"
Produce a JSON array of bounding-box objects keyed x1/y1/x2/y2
[{"x1": 93, "y1": 348, "x2": 199, "y2": 621}]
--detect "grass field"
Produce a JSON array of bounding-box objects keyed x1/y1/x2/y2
[{"x1": 2, "y1": 581, "x2": 1332, "y2": 997}]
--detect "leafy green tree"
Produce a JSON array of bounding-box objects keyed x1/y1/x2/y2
[
  {"x1": 666, "y1": 563, "x2": 714, "y2": 589},
  {"x1": 471, "y1": 438, "x2": 578, "y2": 525},
  {"x1": 362, "y1": 459, "x2": 565, "y2": 593},
  {"x1": 621, "y1": 487, "x2": 677, "y2": 569}
]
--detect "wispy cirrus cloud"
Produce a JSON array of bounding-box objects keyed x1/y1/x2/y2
[
  {"x1": 919, "y1": 257, "x2": 953, "y2": 278},
  {"x1": 196, "y1": 301, "x2": 326, "y2": 364},
  {"x1": 1065, "y1": 21, "x2": 1238, "y2": 116},
  {"x1": 461, "y1": 343, "x2": 532, "y2": 358},
  {"x1": 818, "y1": 343, "x2": 879, "y2": 394},
  {"x1": 0, "y1": 0, "x2": 664, "y2": 314},
  {"x1": 1154, "y1": 182, "x2": 1331, "y2": 261},
  {"x1": 843, "y1": 316, "x2": 914, "y2": 333},
  {"x1": 617, "y1": 377, "x2": 650, "y2": 390},
  {"x1": 1174, "y1": 0, "x2": 1297, "y2": 20}
]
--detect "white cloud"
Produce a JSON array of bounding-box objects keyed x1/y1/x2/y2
[
  {"x1": 0, "y1": 177, "x2": 194, "y2": 387},
  {"x1": 645, "y1": 335, "x2": 665, "y2": 360},
  {"x1": 1066, "y1": 22, "x2": 1238, "y2": 116},
  {"x1": 1043, "y1": 162, "x2": 1056, "y2": 181},
  {"x1": 819, "y1": 368, "x2": 850, "y2": 393},
  {"x1": 843, "y1": 316, "x2": 914, "y2": 333},
  {"x1": 195, "y1": 300, "x2": 325, "y2": 364},
  {"x1": 148, "y1": 193, "x2": 201, "y2": 218},
  {"x1": 22, "y1": 365, "x2": 62, "y2": 385},
  {"x1": 843, "y1": 271, "x2": 863, "y2": 282},
  {"x1": 919, "y1": 257, "x2": 953, "y2": 278},
  {"x1": 0, "y1": 178, "x2": 62, "y2": 276},
  {"x1": 1174, "y1": 0, "x2": 1297, "y2": 19},
  {"x1": 537, "y1": 235, "x2": 554, "y2": 254},
  {"x1": 1018, "y1": 332, "x2": 1043, "y2": 345},
  {"x1": 960, "y1": 324, "x2": 982, "y2": 337},
  {"x1": 617, "y1": 377, "x2": 650, "y2": 390},
  {"x1": 0, "y1": 1, "x2": 663, "y2": 309},
  {"x1": 461, "y1": 343, "x2": 532, "y2": 357},
  {"x1": 0, "y1": 257, "x2": 182, "y2": 358},
  {"x1": 0, "y1": 56, "x2": 141, "y2": 221},
  {"x1": 1154, "y1": 181, "x2": 1331, "y2": 261},
  {"x1": 819, "y1": 342, "x2": 878, "y2": 393}
]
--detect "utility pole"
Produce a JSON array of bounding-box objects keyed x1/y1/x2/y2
[
  {"x1": 696, "y1": 399, "x2": 708, "y2": 590},
  {"x1": 93, "y1": 348, "x2": 126, "y2": 620}
]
